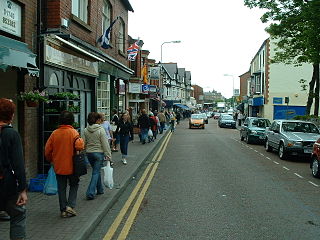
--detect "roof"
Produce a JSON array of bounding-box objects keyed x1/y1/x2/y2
[
  {"x1": 121, "y1": 0, "x2": 134, "y2": 12},
  {"x1": 162, "y1": 63, "x2": 178, "y2": 79}
]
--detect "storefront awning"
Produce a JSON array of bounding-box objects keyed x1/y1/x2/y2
[
  {"x1": 0, "y1": 35, "x2": 39, "y2": 76},
  {"x1": 173, "y1": 103, "x2": 189, "y2": 110}
]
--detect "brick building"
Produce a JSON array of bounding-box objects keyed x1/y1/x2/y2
[
  {"x1": 0, "y1": 0, "x2": 40, "y2": 178},
  {"x1": 192, "y1": 84, "x2": 204, "y2": 104}
]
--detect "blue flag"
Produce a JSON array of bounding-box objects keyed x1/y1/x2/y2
[{"x1": 97, "y1": 17, "x2": 119, "y2": 49}]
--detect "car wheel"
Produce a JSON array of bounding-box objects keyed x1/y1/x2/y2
[
  {"x1": 245, "y1": 135, "x2": 251, "y2": 144},
  {"x1": 278, "y1": 142, "x2": 287, "y2": 160},
  {"x1": 240, "y1": 134, "x2": 244, "y2": 141},
  {"x1": 312, "y1": 157, "x2": 320, "y2": 178},
  {"x1": 265, "y1": 139, "x2": 272, "y2": 152}
]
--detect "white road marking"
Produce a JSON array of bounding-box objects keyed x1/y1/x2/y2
[
  {"x1": 249, "y1": 147, "x2": 253, "y2": 150},
  {"x1": 283, "y1": 166, "x2": 290, "y2": 171},
  {"x1": 266, "y1": 157, "x2": 271, "y2": 160},
  {"x1": 273, "y1": 161, "x2": 280, "y2": 165},
  {"x1": 294, "y1": 173, "x2": 304, "y2": 179},
  {"x1": 308, "y1": 181, "x2": 319, "y2": 187},
  {"x1": 260, "y1": 153, "x2": 264, "y2": 157},
  {"x1": 254, "y1": 150, "x2": 258, "y2": 153}
]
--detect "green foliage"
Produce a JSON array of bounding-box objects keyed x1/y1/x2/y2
[
  {"x1": 244, "y1": 0, "x2": 320, "y2": 65},
  {"x1": 18, "y1": 90, "x2": 49, "y2": 103},
  {"x1": 293, "y1": 115, "x2": 320, "y2": 121},
  {"x1": 53, "y1": 92, "x2": 80, "y2": 100}
]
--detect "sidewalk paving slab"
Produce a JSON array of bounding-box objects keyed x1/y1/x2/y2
[{"x1": 0, "y1": 129, "x2": 169, "y2": 240}]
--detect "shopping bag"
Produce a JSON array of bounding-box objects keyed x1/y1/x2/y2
[
  {"x1": 43, "y1": 166, "x2": 58, "y2": 195},
  {"x1": 102, "y1": 161, "x2": 114, "y2": 189},
  {"x1": 148, "y1": 129, "x2": 153, "y2": 137},
  {"x1": 73, "y1": 152, "x2": 87, "y2": 176}
]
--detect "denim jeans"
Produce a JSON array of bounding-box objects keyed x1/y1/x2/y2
[
  {"x1": 140, "y1": 128, "x2": 148, "y2": 143},
  {"x1": 86, "y1": 152, "x2": 104, "y2": 198},
  {"x1": 159, "y1": 122, "x2": 165, "y2": 133},
  {"x1": 3, "y1": 194, "x2": 26, "y2": 240},
  {"x1": 120, "y1": 134, "x2": 129, "y2": 158},
  {"x1": 56, "y1": 174, "x2": 79, "y2": 211}
]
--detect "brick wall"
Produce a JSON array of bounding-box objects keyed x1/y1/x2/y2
[
  {"x1": 44, "y1": 0, "x2": 130, "y2": 67},
  {"x1": 239, "y1": 71, "x2": 250, "y2": 99}
]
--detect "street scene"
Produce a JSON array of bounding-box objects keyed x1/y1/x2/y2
[{"x1": 1, "y1": 0, "x2": 320, "y2": 239}]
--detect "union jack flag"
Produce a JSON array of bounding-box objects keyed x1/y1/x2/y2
[{"x1": 127, "y1": 40, "x2": 144, "y2": 61}]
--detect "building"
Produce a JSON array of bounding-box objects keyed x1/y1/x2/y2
[{"x1": 192, "y1": 84, "x2": 204, "y2": 106}]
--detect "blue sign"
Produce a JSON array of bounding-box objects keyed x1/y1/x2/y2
[
  {"x1": 252, "y1": 97, "x2": 264, "y2": 106},
  {"x1": 273, "y1": 105, "x2": 306, "y2": 120},
  {"x1": 141, "y1": 84, "x2": 150, "y2": 93},
  {"x1": 273, "y1": 97, "x2": 283, "y2": 104}
]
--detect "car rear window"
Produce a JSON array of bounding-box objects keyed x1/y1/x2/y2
[{"x1": 282, "y1": 122, "x2": 320, "y2": 134}]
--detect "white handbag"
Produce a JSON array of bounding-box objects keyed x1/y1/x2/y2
[{"x1": 148, "y1": 129, "x2": 153, "y2": 137}]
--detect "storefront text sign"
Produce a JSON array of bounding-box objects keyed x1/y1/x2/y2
[
  {"x1": 149, "y1": 67, "x2": 160, "y2": 80},
  {"x1": 128, "y1": 83, "x2": 141, "y2": 93},
  {"x1": 45, "y1": 45, "x2": 99, "y2": 76},
  {"x1": 0, "y1": 0, "x2": 21, "y2": 37}
]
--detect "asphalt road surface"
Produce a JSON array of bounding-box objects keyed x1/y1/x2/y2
[{"x1": 90, "y1": 118, "x2": 320, "y2": 240}]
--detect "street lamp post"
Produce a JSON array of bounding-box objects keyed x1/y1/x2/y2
[
  {"x1": 160, "y1": 40, "x2": 181, "y2": 63},
  {"x1": 224, "y1": 74, "x2": 235, "y2": 109}
]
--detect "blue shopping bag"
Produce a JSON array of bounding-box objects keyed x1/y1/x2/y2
[{"x1": 43, "y1": 166, "x2": 58, "y2": 195}]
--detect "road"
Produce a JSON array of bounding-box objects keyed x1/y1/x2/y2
[{"x1": 89, "y1": 118, "x2": 320, "y2": 240}]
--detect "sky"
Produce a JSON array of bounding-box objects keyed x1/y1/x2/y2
[{"x1": 128, "y1": 0, "x2": 269, "y2": 98}]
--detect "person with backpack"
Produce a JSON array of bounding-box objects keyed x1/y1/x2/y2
[{"x1": 0, "y1": 98, "x2": 28, "y2": 240}]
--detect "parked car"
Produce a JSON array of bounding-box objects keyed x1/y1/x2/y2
[
  {"x1": 265, "y1": 120, "x2": 320, "y2": 160},
  {"x1": 218, "y1": 114, "x2": 236, "y2": 128},
  {"x1": 311, "y1": 139, "x2": 320, "y2": 178},
  {"x1": 240, "y1": 117, "x2": 271, "y2": 144},
  {"x1": 200, "y1": 113, "x2": 208, "y2": 124},
  {"x1": 189, "y1": 114, "x2": 205, "y2": 129}
]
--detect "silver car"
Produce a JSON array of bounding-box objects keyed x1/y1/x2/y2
[{"x1": 265, "y1": 120, "x2": 320, "y2": 160}]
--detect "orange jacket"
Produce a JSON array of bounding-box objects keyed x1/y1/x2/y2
[{"x1": 45, "y1": 125, "x2": 84, "y2": 175}]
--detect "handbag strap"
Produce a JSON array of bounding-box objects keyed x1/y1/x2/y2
[{"x1": 73, "y1": 135, "x2": 81, "y2": 155}]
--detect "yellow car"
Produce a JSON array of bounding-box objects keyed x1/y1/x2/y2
[{"x1": 189, "y1": 114, "x2": 205, "y2": 129}]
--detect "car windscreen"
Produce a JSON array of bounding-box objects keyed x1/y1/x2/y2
[
  {"x1": 251, "y1": 119, "x2": 271, "y2": 128},
  {"x1": 222, "y1": 115, "x2": 233, "y2": 120},
  {"x1": 281, "y1": 122, "x2": 320, "y2": 134},
  {"x1": 191, "y1": 114, "x2": 202, "y2": 119}
]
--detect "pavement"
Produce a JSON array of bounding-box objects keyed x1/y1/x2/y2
[{"x1": 0, "y1": 127, "x2": 170, "y2": 240}]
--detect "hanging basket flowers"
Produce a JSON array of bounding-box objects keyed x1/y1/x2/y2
[{"x1": 18, "y1": 90, "x2": 50, "y2": 107}]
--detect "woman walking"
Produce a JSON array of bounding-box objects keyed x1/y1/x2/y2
[
  {"x1": 115, "y1": 113, "x2": 133, "y2": 165},
  {"x1": 111, "y1": 109, "x2": 120, "y2": 152},
  {"x1": 45, "y1": 111, "x2": 84, "y2": 218},
  {"x1": 83, "y1": 112, "x2": 112, "y2": 200}
]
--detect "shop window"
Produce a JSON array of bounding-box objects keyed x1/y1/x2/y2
[
  {"x1": 72, "y1": 0, "x2": 88, "y2": 23},
  {"x1": 97, "y1": 75, "x2": 111, "y2": 120},
  {"x1": 49, "y1": 73, "x2": 59, "y2": 86}
]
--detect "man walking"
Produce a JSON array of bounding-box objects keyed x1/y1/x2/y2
[
  {"x1": 157, "y1": 110, "x2": 166, "y2": 134},
  {"x1": 138, "y1": 109, "x2": 150, "y2": 144}
]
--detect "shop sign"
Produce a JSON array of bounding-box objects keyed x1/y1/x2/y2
[
  {"x1": 0, "y1": 0, "x2": 21, "y2": 37},
  {"x1": 45, "y1": 45, "x2": 99, "y2": 76},
  {"x1": 149, "y1": 67, "x2": 160, "y2": 80},
  {"x1": 142, "y1": 84, "x2": 149, "y2": 94},
  {"x1": 128, "y1": 83, "x2": 141, "y2": 93},
  {"x1": 273, "y1": 97, "x2": 283, "y2": 104},
  {"x1": 149, "y1": 85, "x2": 157, "y2": 93}
]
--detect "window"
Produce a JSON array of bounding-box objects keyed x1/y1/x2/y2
[
  {"x1": 118, "y1": 19, "x2": 125, "y2": 52},
  {"x1": 255, "y1": 75, "x2": 261, "y2": 94},
  {"x1": 72, "y1": 0, "x2": 88, "y2": 23},
  {"x1": 97, "y1": 74, "x2": 111, "y2": 120},
  {"x1": 102, "y1": 0, "x2": 111, "y2": 34}
]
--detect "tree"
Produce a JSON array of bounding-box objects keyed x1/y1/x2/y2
[{"x1": 244, "y1": 0, "x2": 320, "y2": 116}]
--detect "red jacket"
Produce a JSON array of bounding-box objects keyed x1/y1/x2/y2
[
  {"x1": 149, "y1": 116, "x2": 158, "y2": 131},
  {"x1": 45, "y1": 125, "x2": 84, "y2": 175}
]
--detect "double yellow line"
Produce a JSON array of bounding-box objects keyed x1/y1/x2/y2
[{"x1": 103, "y1": 132, "x2": 172, "y2": 240}]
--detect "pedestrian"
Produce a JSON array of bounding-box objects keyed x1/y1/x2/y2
[
  {"x1": 176, "y1": 111, "x2": 181, "y2": 124},
  {"x1": 83, "y1": 112, "x2": 112, "y2": 200},
  {"x1": 115, "y1": 113, "x2": 133, "y2": 165},
  {"x1": 169, "y1": 112, "x2": 176, "y2": 132},
  {"x1": 137, "y1": 109, "x2": 150, "y2": 144},
  {"x1": 237, "y1": 111, "x2": 243, "y2": 127},
  {"x1": 157, "y1": 110, "x2": 166, "y2": 134},
  {"x1": 0, "y1": 98, "x2": 28, "y2": 240},
  {"x1": 99, "y1": 113, "x2": 114, "y2": 165},
  {"x1": 149, "y1": 113, "x2": 158, "y2": 141},
  {"x1": 111, "y1": 109, "x2": 119, "y2": 152},
  {"x1": 45, "y1": 110, "x2": 85, "y2": 218}
]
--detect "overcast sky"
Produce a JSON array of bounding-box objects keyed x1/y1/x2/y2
[{"x1": 128, "y1": 0, "x2": 269, "y2": 98}]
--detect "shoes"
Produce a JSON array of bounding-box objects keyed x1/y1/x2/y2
[
  {"x1": 66, "y1": 206, "x2": 77, "y2": 216},
  {"x1": 61, "y1": 211, "x2": 68, "y2": 218},
  {"x1": 97, "y1": 192, "x2": 104, "y2": 195},
  {"x1": 122, "y1": 158, "x2": 127, "y2": 165},
  {"x1": 112, "y1": 149, "x2": 118, "y2": 152},
  {"x1": 86, "y1": 196, "x2": 94, "y2": 200},
  {"x1": 0, "y1": 211, "x2": 10, "y2": 221}
]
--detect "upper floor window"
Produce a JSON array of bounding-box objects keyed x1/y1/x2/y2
[
  {"x1": 102, "y1": 0, "x2": 111, "y2": 33},
  {"x1": 72, "y1": 0, "x2": 88, "y2": 23},
  {"x1": 118, "y1": 18, "x2": 125, "y2": 53}
]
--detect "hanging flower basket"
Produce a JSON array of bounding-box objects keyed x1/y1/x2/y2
[{"x1": 26, "y1": 100, "x2": 39, "y2": 107}]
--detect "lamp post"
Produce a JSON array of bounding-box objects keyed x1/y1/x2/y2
[
  {"x1": 160, "y1": 40, "x2": 181, "y2": 63},
  {"x1": 224, "y1": 74, "x2": 235, "y2": 109}
]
